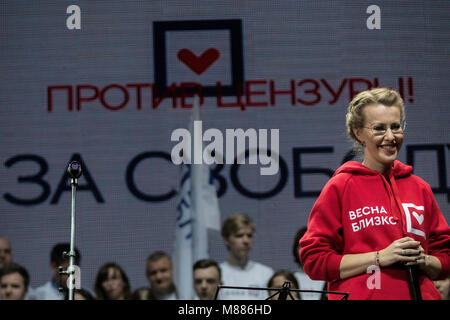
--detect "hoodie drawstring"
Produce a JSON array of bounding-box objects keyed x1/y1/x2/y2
[
  {"x1": 388, "y1": 173, "x2": 409, "y2": 236},
  {"x1": 379, "y1": 173, "x2": 406, "y2": 235}
]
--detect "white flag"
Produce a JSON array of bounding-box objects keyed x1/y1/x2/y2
[{"x1": 173, "y1": 96, "x2": 221, "y2": 299}]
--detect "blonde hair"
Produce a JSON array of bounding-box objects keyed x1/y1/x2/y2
[
  {"x1": 221, "y1": 213, "x2": 255, "y2": 239},
  {"x1": 346, "y1": 88, "x2": 405, "y2": 151}
]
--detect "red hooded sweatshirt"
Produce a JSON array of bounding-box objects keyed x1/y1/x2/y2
[{"x1": 299, "y1": 160, "x2": 450, "y2": 300}]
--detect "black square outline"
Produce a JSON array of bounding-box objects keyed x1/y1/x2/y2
[{"x1": 153, "y1": 19, "x2": 244, "y2": 97}]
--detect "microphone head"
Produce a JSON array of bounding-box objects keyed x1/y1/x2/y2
[{"x1": 67, "y1": 161, "x2": 82, "y2": 179}]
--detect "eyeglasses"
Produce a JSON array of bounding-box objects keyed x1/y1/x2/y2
[{"x1": 364, "y1": 121, "x2": 407, "y2": 136}]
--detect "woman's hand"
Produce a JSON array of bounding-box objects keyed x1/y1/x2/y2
[
  {"x1": 378, "y1": 237, "x2": 422, "y2": 267},
  {"x1": 405, "y1": 244, "x2": 425, "y2": 267},
  {"x1": 404, "y1": 244, "x2": 443, "y2": 279}
]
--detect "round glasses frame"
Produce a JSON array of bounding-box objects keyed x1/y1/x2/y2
[{"x1": 363, "y1": 120, "x2": 407, "y2": 136}]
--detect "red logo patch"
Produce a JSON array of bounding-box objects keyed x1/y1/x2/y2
[{"x1": 177, "y1": 48, "x2": 220, "y2": 75}]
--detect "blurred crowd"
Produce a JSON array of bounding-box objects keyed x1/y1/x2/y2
[{"x1": 1, "y1": 213, "x2": 448, "y2": 300}]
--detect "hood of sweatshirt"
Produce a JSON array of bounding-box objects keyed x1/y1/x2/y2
[{"x1": 333, "y1": 160, "x2": 413, "y2": 179}]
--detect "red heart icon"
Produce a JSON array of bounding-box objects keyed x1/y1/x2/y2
[{"x1": 177, "y1": 48, "x2": 220, "y2": 75}]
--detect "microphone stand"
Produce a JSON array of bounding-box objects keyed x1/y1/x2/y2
[
  {"x1": 59, "y1": 161, "x2": 82, "y2": 300},
  {"x1": 267, "y1": 281, "x2": 296, "y2": 301},
  {"x1": 214, "y1": 283, "x2": 349, "y2": 300}
]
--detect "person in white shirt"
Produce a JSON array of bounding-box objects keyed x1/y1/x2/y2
[
  {"x1": 292, "y1": 226, "x2": 327, "y2": 300},
  {"x1": 219, "y1": 213, "x2": 274, "y2": 300},
  {"x1": 31, "y1": 243, "x2": 81, "y2": 300}
]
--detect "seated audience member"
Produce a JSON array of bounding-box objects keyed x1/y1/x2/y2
[
  {"x1": 433, "y1": 275, "x2": 450, "y2": 300},
  {"x1": 0, "y1": 236, "x2": 13, "y2": 270},
  {"x1": 94, "y1": 262, "x2": 132, "y2": 300},
  {"x1": 292, "y1": 227, "x2": 327, "y2": 300},
  {"x1": 0, "y1": 236, "x2": 35, "y2": 300},
  {"x1": 219, "y1": 213, "x2": 274, "y2": 300},
  {"x1": 193, "y1": 259, "x2": 223, "y2": 300},
  {"x1": 132, "y1": 251, "x2": 177, "y2": 300},
  {"x1": 267, "y1": 269, "x2": 300, "y2": 300},
  {"x1": 32, "y1": 243, "x2": 81, "y2": 300},
  {"x1": 0, "y1": 262, "x2": 30, "y2": 300}
]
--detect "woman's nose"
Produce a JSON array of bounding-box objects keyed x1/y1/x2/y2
[{"x1": 384, "y1": 128, "x2": 395, "y2": 139}]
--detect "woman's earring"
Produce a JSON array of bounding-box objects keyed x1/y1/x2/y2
[{"x1": 361, "y1": 141, "x2": 366, "y2": 147}]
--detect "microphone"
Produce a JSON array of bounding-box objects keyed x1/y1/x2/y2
[
  {"x1": 67, "y1": 161, "x2": 82, "y2": 179},
  {"x1": 406, "y1": 265, "x2": 422, "y2": 300}
]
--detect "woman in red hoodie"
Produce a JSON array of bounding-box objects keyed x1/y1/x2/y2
[{"x1": 299, "y1": 87, "x2": 450, "y2": 300}]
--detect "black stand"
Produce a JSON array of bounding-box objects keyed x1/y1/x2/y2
[
  {"x1": 58, "y1": 161, "x2": 82, "y2": 300},
  {"x1": 214, "y1": 282, "x2": 349, "y2": 300},
  {"x1": 267, "y1": 281, "x2": 297, "y2": 300}
]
